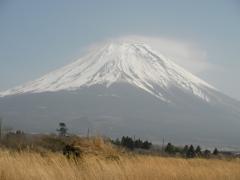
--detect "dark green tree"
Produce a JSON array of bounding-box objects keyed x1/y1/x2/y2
[
  {"x1": 165, "y1": 143, "x2": 175, "y2": 154},
  {"x1": 121, "y1": 136, "x2": 134, "y2": 150},
  {"x1": 134, "y1": 139, "x2": 143, "y2": 148},
  {"x1": 182, "y1": 145, "x2": 189, "y2": 155},
  {"x1": 203, "y1": 149, "x2": 211, "y2": 158},
  {"x1": 195, "y1": 145, "x2": 202, "y2": 156},
  {"x1": 213, "y1": 148, "x2": 219, "y2": 155},
  {"x1": 142, "y1": 141, "x2": 152, "y2": 150},
  {"x1": 57, "y1": 122, "x2": 67, "y2": 136},
  {"x1": 187, "y1": 145, "x2": 196, "y2": 158}
]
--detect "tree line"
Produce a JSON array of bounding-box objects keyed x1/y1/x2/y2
[
  {"x1": 165, "y1": 142, "x2": 219, "y2": 158},
  {"x1": 56, "y1": 123, "x2": 220, "y2": 158},
  {"x1": 112, "y1": 136, "x2": 152, "y2": 150}
]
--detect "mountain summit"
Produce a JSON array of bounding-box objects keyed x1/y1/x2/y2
[
  {"x1": 0, "y1": 42, "x2": 213, "y2": 102},
  {"x1": 1, "y1": 41, "x2": 240, "y2": 148}
]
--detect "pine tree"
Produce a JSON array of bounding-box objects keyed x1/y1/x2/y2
[
  {"x1": 142, "y1": 141, "x2": 152, "y2": 150},
  {"x1": 182, "y1": 145, "x2": 189, "y2": 155},
  {"x1": 121, "y1": 136, "x2": 134, "y2": 150},
  {"x1": 213, "y1": 148, "x2": 219, "y2": 155},
  {"x1": 203, "y1": 149, "x2": 211, "y2": 158},
  {"x1": 57, "y1": 122, "x2": 68, "y2": 136},
  {"x1": 187, "y1": 145, "x2": 196, "y2": 158},
  {"x1": 165, "y1": 143, "x2": 175, "y2": 154},
  {"x1": 195, "y1": 145, "x2": 202, "y2": 156},
  {"x1": 134, "y1": 139, "x2": 143, "y2": 148}
]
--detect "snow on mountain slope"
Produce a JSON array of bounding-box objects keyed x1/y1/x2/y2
[{"x1": 0, "y1": 41, "x2": 215, "y2": 102}]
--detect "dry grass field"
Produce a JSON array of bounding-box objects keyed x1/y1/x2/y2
[
  {"x1": 0, "y1": 150, "x2": 240, "y2": 180},
  {"x1": 0, "y1": 137, "x2": 240, "y2": 180}
]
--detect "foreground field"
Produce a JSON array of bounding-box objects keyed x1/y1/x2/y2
[{"x1": 0, "y1": 150, "x2": 240, "y2": 180}]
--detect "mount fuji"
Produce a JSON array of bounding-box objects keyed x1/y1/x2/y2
[{"x1": 0, "y1": 41, "x2": 240, "y2": 148}]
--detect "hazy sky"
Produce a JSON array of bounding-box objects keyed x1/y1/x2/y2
[{"x1": 0, "y1": 0, "x2": 240, "y2": 100}]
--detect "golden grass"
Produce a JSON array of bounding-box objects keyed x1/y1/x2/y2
[{"x1": 0, "y1": 149, "x2": 240, "y2": 180}]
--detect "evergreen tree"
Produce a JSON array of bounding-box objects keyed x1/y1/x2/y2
[
  {"x1": 134, "y1": 139, "x2": 143, "y2": 148},
  {"x1": 142, "y1": 140, "x2": 152, "y2": 150},
  {"x1": 182, "y1": 145, "x2": 189, "y2": 155},
  {"x1": 195, "y1": 145, "x2": 202, "y2": 156},
  {"x1": 116, "y1": 136, "x2": 152, "y2": 150},
  {"x1": 213, "y1": 148, "x2": 219, "y2": 155},
  {"x1": 203, "y1": 149, "x2": 211, "y2": 158},
  {"x1": 187, "y1": 145, "x2": 196, "y2": 158},
  {"x1": 121, "y1": 136, "x2": 134, "y2": 150},
  {"x1": 57, "y1": 122, "x2": 67, "y2": 136},
  {"x1": 165, "y1": 143, "x2": 175, "y2": 154}
]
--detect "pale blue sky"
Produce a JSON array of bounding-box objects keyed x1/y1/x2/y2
[{"x1": 0, "y1": 0, "x2": 240, "y2": 99}]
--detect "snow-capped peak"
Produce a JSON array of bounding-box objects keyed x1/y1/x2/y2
[{"x1": 0, "y1": 41, "x2": 215, "y2": 102}]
